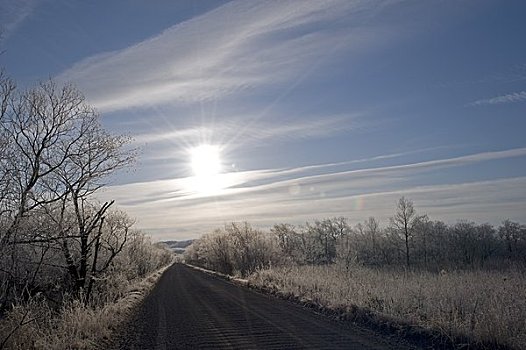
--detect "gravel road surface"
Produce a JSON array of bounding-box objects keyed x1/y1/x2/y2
[{"x1": 112, "y1": 263, "x2": 414, "y2": 349}]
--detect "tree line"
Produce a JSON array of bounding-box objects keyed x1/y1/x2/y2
[
  {"x1": 0, "y1": 70, "x2": 172, "y2": 322},
  {"x1": 185, "y1": 197, "x2": 526, "y2": 276}
]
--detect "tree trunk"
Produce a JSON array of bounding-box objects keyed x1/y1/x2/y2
[{"x1": 404, "y1": 223, "x2": 410, "y2": 268}]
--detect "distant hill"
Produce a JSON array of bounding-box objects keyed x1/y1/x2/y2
[{"x1": 163, "y1": 240, "x2": 194, "y2": 253}]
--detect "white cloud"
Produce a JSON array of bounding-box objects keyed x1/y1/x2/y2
[
  {"x1": 469, "y1": 91, "x2": 526, "y2": 106},
  {"x1": 58, "y1": 0, "x2": 395, "y2": 112},
  {"x1": 97, "y1": 147, "x2": 526, "y2": 240},
  {"x1": 266, "y1": 146, "x2": 526, "y2": 181},
  {"x1": 107, "y1": 176, "x2": 526, "y2": 241},
  {"x1": 132, "y1": 113, "x2": 359, "y2": 150}
]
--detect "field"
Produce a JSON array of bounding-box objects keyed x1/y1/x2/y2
[{"x1": 248, "y1": 264, "x2": 526, "y2": 349}]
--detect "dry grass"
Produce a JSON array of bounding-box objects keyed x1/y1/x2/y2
[
  {"x1": 0, "y1": 262, "x2": 173, "y2": 350},
  {"x1": 249, "y1": 264, "x2": 526, "y2": 349}
]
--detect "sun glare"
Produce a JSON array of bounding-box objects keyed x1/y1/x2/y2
[
  {"x1": 191, "y1": 144, "x2": 221, "y2": 177},
  {"x1": 189, "y1": 144, "x2": 224, "y2": 195}
]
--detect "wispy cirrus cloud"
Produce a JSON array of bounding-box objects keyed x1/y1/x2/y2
[
  {"x1": 132, "y1": 113, "x2": 359, "y2": 149},
  {"x1": 98, "y1": 147, "x2": 526, "y2": 239},
  {"x1": 270, "y1": 146, "x2": 526, "y2": 179},
  {"x1": 468, "y1": 91, "x2": 526, "y2": 106},
  {"x1": 104, "y1": 176, "x2": 526, "y2": 240},
  {"x1": 58, "y1": 0, "x2": 397, "y2": 112}
]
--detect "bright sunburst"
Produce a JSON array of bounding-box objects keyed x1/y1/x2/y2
[
  {"x1": 191, "y1": 144, "x2": 221, "y2": 177},
  {"x1": 189, "y1": 144, "x2": 224, "y2": 195}
]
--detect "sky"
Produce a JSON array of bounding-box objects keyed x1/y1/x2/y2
[{"x1": 1, "y1": 0, "x2": 526, "y2": 240}]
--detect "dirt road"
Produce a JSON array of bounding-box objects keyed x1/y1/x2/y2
[{"x1": 112, "y1": 264, "x2": 414, "y2": 349}]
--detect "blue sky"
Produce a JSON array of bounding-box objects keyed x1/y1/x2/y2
[{"x1": 1, "y1": 0, "x2": 526, "y2": 240}]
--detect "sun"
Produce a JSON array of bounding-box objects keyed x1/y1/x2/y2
[
  {"x1": 189, "y1": 144, "x2": 224, "y2": 195},
  {"x1": 191, "y1": 144, "x2": 221, "y2": 177}
]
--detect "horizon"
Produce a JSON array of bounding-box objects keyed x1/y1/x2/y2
[{"x1": 2, "y1": 0, "x2": 526, "y2": 240}]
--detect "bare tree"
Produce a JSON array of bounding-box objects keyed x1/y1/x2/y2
[
  {"x1": 390, "y1": 197, "x2": 422, "y2": 268},
  {"x1": 272, "y1": 223, "x2": 307, "y2": 263},
  {"x1": 0, "y1": 70, "x2": 16, "y2": 223},
  {"x1": 84, "y1": 209, "x2": 134, "y2": 301},
  {"x1": 185, "y1": 223, "x2": 279, "y2": 276},
  {"x1": 499, "y1": 220, "x2": 524, "y2": 258},
  {"x1": 364, "y1": 217, "x2": 380, "y2": 262},
  {"x1": 336, "y1": 225, "x2": 357, "y2": 269},
  {"x1": 272, "y1": 223, "x2": 296, "y2": 256},
  {"x1": 0, "y1": 77, "x2": 134, "y2": 303},
  {"x1": 52, "y1": 91, "x2": 134, "y2": 297},
  {"x1": 0, "y1": 81, "x2": 97, "y2": 246},
  {"x1": 307, "y1": 218, "x2": 349, "y2": 264}
]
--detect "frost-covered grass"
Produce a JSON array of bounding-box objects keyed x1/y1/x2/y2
[
  {"x1": 0, "y1": 262, "x2": 173, "y2": 350},
  {"x1": 249, "y1": 264, "x2": 526, "y2": 349}
]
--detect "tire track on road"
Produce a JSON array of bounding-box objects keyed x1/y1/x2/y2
[{"x1": 112, "y1": 264, "x2": 415, "y2": 349}]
